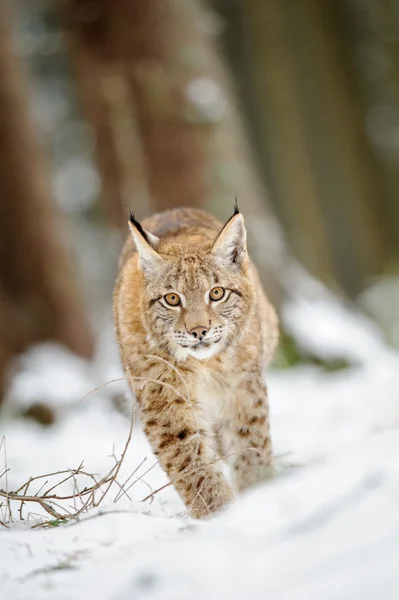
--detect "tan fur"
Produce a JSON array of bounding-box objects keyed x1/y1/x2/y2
[{"x1": 113, "y1": 207, "x2": 278, "y2": 518}]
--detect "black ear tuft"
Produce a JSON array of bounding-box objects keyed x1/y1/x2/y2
[
  {"x1": 125, "y1": 205, "x2": 150, "y2": 244},
  {"x1": 221, "y1": 197, "x2": 241, "y2": 230}
]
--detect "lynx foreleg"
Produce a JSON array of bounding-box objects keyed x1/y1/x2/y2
[
  {"x1": 138, "y1": 377, "x2": 233, "y2": 518},
  {"x1": 223, "y1": 370, "x2": 274, "y2": 492}
]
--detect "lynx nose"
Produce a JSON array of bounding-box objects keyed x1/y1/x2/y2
[{"x1": 188, "y1": 325, "x2": 209, "y2": 341}]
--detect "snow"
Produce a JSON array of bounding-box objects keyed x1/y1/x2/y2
[{"x1": 1, "y1": 294, "x2": 399, "y2": 600}]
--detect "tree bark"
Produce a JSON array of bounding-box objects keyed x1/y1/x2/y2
[{"x1": 0, "y1": 4, "x2": 93, "y2": 400}]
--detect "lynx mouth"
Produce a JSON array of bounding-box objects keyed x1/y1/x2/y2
[{"x1": 191, "y1": 337, "x2": 222, "y2": 350}]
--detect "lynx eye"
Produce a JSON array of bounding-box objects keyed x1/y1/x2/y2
[
  {"x1": 164, "y1": 292, "x2": 181, "y2": 307},
  {"x1": 209, "y1": 287, "x2": 225, "y2": 301}
]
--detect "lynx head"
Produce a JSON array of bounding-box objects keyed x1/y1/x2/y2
[{"x1": 128, "y1": 205, "x2": 255, "y2": 361}]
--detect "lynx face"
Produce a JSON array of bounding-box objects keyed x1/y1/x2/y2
[{"x1": 129, "y1": 211, "x2": 255, "y2": 361}]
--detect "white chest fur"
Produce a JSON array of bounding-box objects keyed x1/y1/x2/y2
[{"x1": 196, "y1": 372, "x2": 231, "y2": 427}]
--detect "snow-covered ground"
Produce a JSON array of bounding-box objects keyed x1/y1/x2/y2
[{"x1": 1, "y1": 293, "x2": 399, "y2": 600}]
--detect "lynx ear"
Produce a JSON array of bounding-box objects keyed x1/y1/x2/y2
[
  {"x1": 211, "y1": 207, "x2": 247, "y2": 269},
  {"x1": 127, "y1": 210, "x2": 163, "y2": 276}
]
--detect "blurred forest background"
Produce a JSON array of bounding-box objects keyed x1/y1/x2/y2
[{"x1": 1, "y1": 0, "x2": 399, "y2": 404}]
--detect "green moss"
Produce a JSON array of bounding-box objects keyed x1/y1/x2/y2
[
  {"x1": 48, "y1": 518, "x2": 67, "y2": 527},
  {"x1": 273, "y1": 330, "x2": 353, "y2": 372}
]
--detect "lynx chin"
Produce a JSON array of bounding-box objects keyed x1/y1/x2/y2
[{"x1": 113, "y1": 205, "x2": 279, "y2": 518}]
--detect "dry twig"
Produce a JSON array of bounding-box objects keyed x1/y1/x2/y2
[{"x1": 0, "y1": 390, "x2": 139, "y2": 528}]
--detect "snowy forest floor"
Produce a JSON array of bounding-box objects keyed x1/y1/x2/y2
[{"x1": 1, "y1": 291, "x2": 399, "y2": 600}]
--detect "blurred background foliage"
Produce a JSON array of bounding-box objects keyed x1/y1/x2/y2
[{"x1": 1, "y1": 0, "x2": 399, "y2": 402}]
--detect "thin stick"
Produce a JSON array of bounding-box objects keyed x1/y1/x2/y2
[
  {"x1": 34, "y1": 479, "x2": 49, "y2": 497},
  {"x1": 94, "y1": 389, "x2": 136, "y2": 507},
  {"x1": 141, "y1": 480, "x2": 172, "y2": 503},
  {"x1": 0, "y1": 491, "x2": 63, "y2": 520},
  {"x1": 0, "y1": 466, "x2": 9, "y2": 480},
  {"x1": 131, "y1": 376, "x2": 189, "y2": 402},
  {"x1": 44, "y1": 470, "x2": 80, "y2": 496},
  {"x1": 19, "y1": 478, "x2": 32, "y2": 520},
  {"x1": 114, "y1": 457, "x2": 147, "y2": 503},
  {"x1": 15, "y1": 467, "x2": 83, "y2": 494},
  {"x1": 71, "y1": 473, "x2": 79, "y2": 520},
  {"x1": 122, "y1": 461, "x2": 158, "y2": 497},
  {"x1": 79, "y1": 378, "x2": 126, "y2": 403},
  {"x1": 34, "y1": 508, "x2": 136, "y2": 529},
  {"x1": 27, "y1": 512, "x2": 46, "y2": 527},
  {"x1": 44, "y1": 467, "x2": 99, "y2": 497},
  {"x1": 111, "y1": 479, "x2": 132, "y2": 502},
  {"x1": 2, "y1": 437, "x2": 11, "y2": 522}
]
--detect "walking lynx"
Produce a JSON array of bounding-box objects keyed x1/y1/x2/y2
[{"x1": 113, "y1": 204, "x2": 278, "y2": 518}]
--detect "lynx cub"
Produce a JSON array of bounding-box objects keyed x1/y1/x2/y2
[{"x1": 113, "y1": 205, "x2": 278, "y2": 518}]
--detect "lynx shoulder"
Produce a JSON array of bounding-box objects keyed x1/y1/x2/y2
[{"x1": 113, "y1": 205, "x2": 278, "y2": 518}]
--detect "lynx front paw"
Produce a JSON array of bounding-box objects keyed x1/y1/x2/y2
[{"x1": 184, "y1": 469, "x2": 234, "y2": 519}]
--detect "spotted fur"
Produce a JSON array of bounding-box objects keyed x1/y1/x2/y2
[{"x1": 113, "y1": 207, "x2": 278, "y2": 518}]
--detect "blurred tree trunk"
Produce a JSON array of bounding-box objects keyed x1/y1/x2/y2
[
  {"x1": 240, "y1": 0, "x2": 391, "y2": 296},
  {"x1": 108, "y1": 1, "x2": 213, "y2": 212},
  {"x1": 63, "y1": 0, "x2": 290, "y2": 306},
  {"x1": 339, "y1": 0, "x2": 399, "y2": 258},
  {"x1": 0, "y1": 5, "x2": 93, "y2": 401},
  {"x1": 64, "y1": 30, "x2": 128, "y2": 230},
  {"x1": 234, "y1": 0, "x2": 337, "y2": 289},
  {"x1": 63, "y1": 2, "x2": 150, "y2": 228}
]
